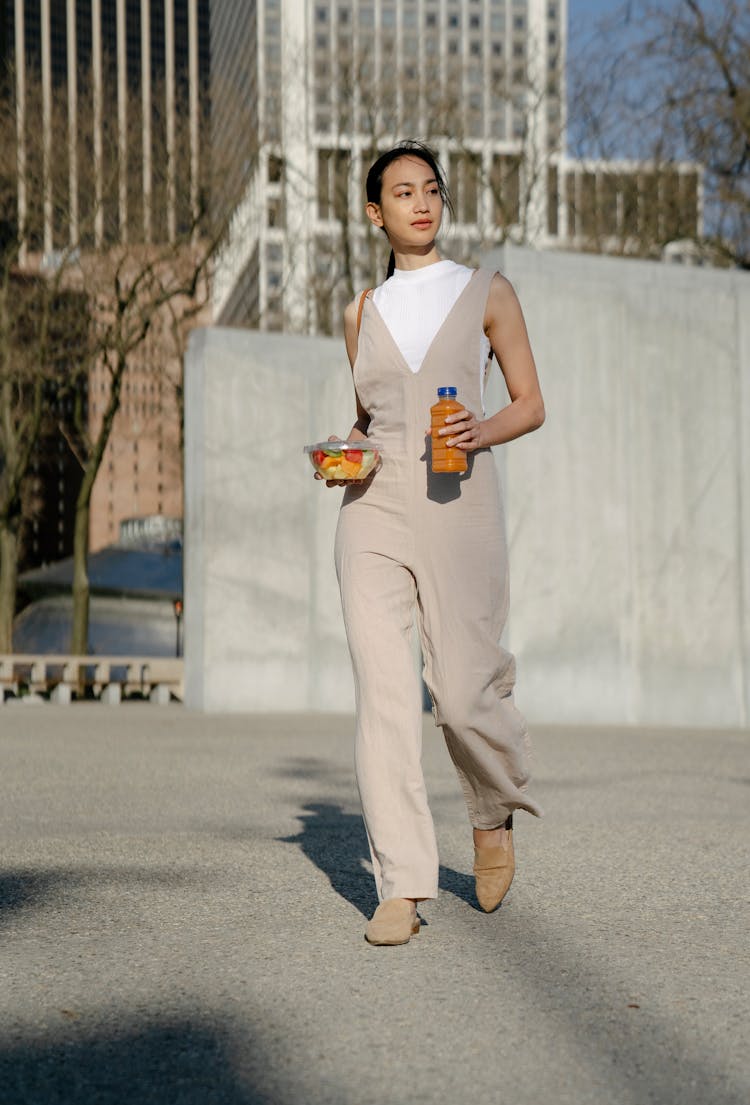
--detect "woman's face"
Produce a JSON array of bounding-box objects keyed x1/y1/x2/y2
[{"x1": 366, "y1": 156, "x2": 444, "y2": 249}]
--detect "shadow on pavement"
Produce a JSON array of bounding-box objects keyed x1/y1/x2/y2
[
  {"x1": 0, "y1": 872, "x2": 64, "y2": 920},
  {"x1": 0, "y1": 1019, "x2": 265, "y2": 1105},
  {"x1": 278, "y1": 802, "x2": 377, "y2": 918},
  {"x1": 0, "y1": 867, "x2": 219, "y2": 928},
  {"x1": 507, "y1": 900, "x2": 748, "y2": 1105},
  {"x1": 437, "y1": 864, "x2": 477, "y2": 907},
  {"x1": 279, "y1": 802, "x2": 480, "y2": 916}
]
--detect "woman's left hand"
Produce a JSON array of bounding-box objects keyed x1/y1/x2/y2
[{"x1": 436, "y1": 408, "x2": 485, "y2": 452}]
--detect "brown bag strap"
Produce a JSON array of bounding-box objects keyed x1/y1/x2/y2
[{"x1": 356, "y1": 288, "x2": 372, "y2": 336}]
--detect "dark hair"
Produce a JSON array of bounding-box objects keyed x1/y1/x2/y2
[{"x1": 365, "y1": 140, "x2": 453, "y2": 279}]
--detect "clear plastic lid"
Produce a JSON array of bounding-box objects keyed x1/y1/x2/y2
[
  {"x1": 437, "y1": 386, "x2": 457, "y2": 398},
  {"x1": 303, "y1": 440, "x2": 382, "y2": 454}
]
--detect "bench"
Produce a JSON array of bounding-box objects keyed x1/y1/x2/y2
[{"x1": 0, "y1": 654, "x2": 184, "y2": 704}]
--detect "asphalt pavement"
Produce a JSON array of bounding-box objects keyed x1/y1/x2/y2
[{"x1": 0, "y1": 705, "x2": 747, "y2": 1105}]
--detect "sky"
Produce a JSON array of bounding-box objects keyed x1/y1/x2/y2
[
  {"x1": 568, "y1": 0, "x2": 624, "y2": 40},
  {"x1": 568, "y1": 0, "x2": 727, "y2": 36},
  {"x1": 568, "y1": 0, "x2": 623, "y2": 19}
]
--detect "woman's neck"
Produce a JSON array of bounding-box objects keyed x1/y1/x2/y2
[{"x1": 391, "y1": 244, "x2": 442, "y2": 271}]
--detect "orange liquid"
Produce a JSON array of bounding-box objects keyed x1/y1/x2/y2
[{"x1": 431, "y1": 396, "x2": 468, "y2": 473}]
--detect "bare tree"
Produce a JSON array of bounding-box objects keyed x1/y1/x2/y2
[
  {"x1": 0, "y1": 266, "x2": 88, "y2": 650},
  {"x1": 60, "y1": 245, "x2": 213, "y2": 654},
  {"x1": 0, "y1": 61, "x2": 235, "y2": 655},
  {"x1": 0, "y1": 71, "x2": 90, "y2": 651},
  {"x1": 300, "y1": 29, "x2": 564, "y2": 336},
  {"x1": 568, "y1": 0, "x2": 749, "y2": 265},
  {"x1": 58, "y1": 75, "x2": 228, "y2": 654},
  {"x1": 427, "y1": 38, "x2": 562, "y2": 252}
]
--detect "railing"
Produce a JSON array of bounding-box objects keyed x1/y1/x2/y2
[{"x1": 0, "y1": 654, "x2": 184, "y2": 705}]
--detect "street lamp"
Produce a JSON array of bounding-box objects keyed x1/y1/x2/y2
[{"x1": 173, "y1": 598, "x2": 183, "y2": 657}]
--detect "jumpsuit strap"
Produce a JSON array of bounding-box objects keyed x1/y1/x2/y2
[{"x1": 356, "y1": 289, "x2": 372, "y2": 336}]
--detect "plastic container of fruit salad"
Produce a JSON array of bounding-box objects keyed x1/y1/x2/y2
[{"x1": 305, "y1": 440, "x2": 382, "y2": 481}]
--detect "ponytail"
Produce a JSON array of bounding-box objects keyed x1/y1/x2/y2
[{"x1": 386, "y1": 249, "x2": 395, "y2": 280}]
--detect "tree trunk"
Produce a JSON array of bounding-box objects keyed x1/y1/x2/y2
[
  {"x1": 70, "y1": 486, "x2": 91, "y2": 655},
  {"x1": 0, "y1": 521, "x2": 19, "y2": 652},
  {"x1": 70, "y1": 351, "x2": 128, "y2": 655}
]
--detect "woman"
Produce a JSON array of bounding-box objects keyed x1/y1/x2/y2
[{"x1": 320, "y1": 141, "x2": 545, "y2": 945}]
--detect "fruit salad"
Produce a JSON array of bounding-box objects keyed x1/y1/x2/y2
[{"x1": 305, "y1": 440, "x2": 381, "y2": 481}]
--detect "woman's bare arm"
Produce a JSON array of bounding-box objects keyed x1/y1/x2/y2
[
  {"x1": 343, "y1": 296, "x2": 371, "y2": 441},
  {"x1": 438, "y1": 273, "x2": 545, "y2": 452},
  {"x1": 314, "y1": 296, "x2": 373, "y2": 484}
]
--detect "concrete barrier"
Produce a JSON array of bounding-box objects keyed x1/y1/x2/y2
[
  {"x1": 184, "y1": 327, "x2": 355, "y2": 713},
  {"x1": 0, "y1": 654, "x2": 184, "y2": 704},
  {"x1": 485, "y1": 246, "x2": 750, "y2": 728},
  {"x1": 184, "y1": 247, "x2": 750, "y2": 726}
]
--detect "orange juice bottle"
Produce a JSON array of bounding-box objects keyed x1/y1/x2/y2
[{"x1": 431, "y1": 387, "x2": 468, "y2": 473}]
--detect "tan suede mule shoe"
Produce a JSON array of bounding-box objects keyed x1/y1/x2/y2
[
  {"x1": 365, "y1": 899, "x2": 420, "y2": 946},
  {"x1": 473, "y1": 815, "x2": 515, "y2": 913}
]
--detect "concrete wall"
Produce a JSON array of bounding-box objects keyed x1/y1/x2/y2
[
  {"x1": 185, "y1": 247, "x2": 750, "y2": 726},
  {"x1": 184, "y1": 327, "x2": 359, "y2": 713}
]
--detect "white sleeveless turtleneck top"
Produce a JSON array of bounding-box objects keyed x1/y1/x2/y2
[{"x1": 372, "y1": 259, "x2": 492, "y2": 409}]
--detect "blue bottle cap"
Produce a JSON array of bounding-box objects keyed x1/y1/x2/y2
[{"x1": 437, "y1": 386, "x2": 457, "y2": 398}]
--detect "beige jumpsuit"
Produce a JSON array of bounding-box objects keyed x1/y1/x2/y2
[{"x1": 334, "y1": 267, "x2": 542, "y2": 903}]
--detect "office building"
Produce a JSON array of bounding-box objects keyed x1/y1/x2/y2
[
  {"x1": 3, "y1": 1, "x2": 209, "y2": 552},
  {"x1": 211, "y1": 0, "x2": 700, "y2": 335},
  {"x1": 211, "y1": 0, "x2": 566, "y2": 333},
  {"x1": 6, "y1": 0, "x2": 209, "y2": 257}
]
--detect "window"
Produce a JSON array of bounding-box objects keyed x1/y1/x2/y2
[
  {"x1": 547, "y1": 166, "x2": 559, "y2": 235},
  {"x1": 491, "y1": 154, "x2": 520, "y2": 226},
  {"x1": 491, "y1": 115, "x2": 505, "y2": 138},
  {"x1": 267, "y1": 197, "x2": 284, "y2": 227},
  {"x1": 449, "y1": 153, "x2": 480, "y2": 224},
  {"x1": 317, "y1": 148, "x2": 350, "y2": 220}
]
